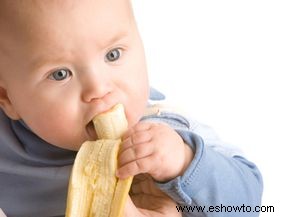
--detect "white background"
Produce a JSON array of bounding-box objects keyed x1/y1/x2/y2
[{"x1": 132, "y1": 1, "x2": 290, "y2": 216}]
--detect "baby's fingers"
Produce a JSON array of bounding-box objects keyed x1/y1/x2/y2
[
  {"x1": 120, "y1": 130, "x2": 152, "y2": 153},
  {"x1": 119, "y1": 143, "x2": 153, "y2": 166},
  {"x1": 122, "y1": 121, "x2": 152, "y2": 140},
  {"x1": 117, "y1": 151, "x2": 156, "y2": 179}
]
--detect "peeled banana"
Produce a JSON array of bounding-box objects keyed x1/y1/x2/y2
[{"x1": 65, "y1": 104, "x2": 133, "y2": 217}]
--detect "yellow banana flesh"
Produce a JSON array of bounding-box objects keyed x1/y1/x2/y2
[{"x1": 65, "y1": 104, "x2": 132, "y2": 217}]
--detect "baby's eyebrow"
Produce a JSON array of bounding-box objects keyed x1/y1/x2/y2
[
  {"x1": 100, "y1": 30, "x2": 130, "y2": 48},
  {"x1": 28, "y1": 49, "x2": 71, "y2": 69}
]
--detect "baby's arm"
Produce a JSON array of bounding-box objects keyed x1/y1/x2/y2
[
  {"x1": 119, "y1": 111, "x2": 263, "y2": 217},
  {"x1": 156, "y1": 115, "x2": 263, "y2": 217}
]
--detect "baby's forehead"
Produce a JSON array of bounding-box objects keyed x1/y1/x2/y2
[
  {"x1": 0, "y1": 0, "x2": 133, "y2": 24},
  {"x1": 0, "y1": 0, "x2": 90, "y2": 12},
  {"x1": 0, "y1": 0, "x2": 135, "y2": 72},
  {"x1": 0, "y1": 0, "x2": 134, "y2": 41},
  {"x1": 0, "y1": 1, "x2": 75, "y2": 35},
  {"x1": 0, "y1": 0, "x2": 132, "y2": 12}
]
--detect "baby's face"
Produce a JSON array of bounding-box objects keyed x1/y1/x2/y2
[{"x1": 0, "y1": 0, "x2": 149, "y2": 150}]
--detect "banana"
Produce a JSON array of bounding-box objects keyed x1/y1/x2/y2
[{"x1": 65, "y1": 104, "x2": 132, "y2": 217}]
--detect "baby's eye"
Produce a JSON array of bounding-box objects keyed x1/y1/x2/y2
[
  {"x1": 48, "y1": 68, "x2": 72, "y2": 81},
  {"x1": 105, "y1": 48, "x2": 122, "y2": 62}
]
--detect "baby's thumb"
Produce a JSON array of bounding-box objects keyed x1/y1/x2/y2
[
  {"x1": 123, "y1": 196, "x2": 141, "y2": 217},
  {"x1": 0, "y1": 209, "x2": 7, "y2": 217}
]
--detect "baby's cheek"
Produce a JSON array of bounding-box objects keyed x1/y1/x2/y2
[
  {"x1": 33, "y1": 117, "x2": 82, "y2": 150},
  {"x1": 127, "y1": 98, "x2": 148, "y2": 126},
  {"x1": 126, "y1": 108, "x2": 143, "y2": 129}
]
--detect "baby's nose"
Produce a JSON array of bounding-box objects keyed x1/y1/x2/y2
[{"x1": 81, "y1": 72, "x2": 113, "y2": 103}]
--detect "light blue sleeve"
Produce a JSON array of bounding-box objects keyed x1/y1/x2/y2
[{"x1": 142, "y1": 112, "x2": 263, "y2": 217}]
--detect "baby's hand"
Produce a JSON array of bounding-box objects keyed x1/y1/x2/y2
[
  {"x1": 117, "y1": 121, "x2": 194, "y2": 182},
  {"x1": 0, "y1": 209, "x2": 7, "y2": 217},
  {"x1": 124, "y1": 174, "x2": 182, "y2": 217}
]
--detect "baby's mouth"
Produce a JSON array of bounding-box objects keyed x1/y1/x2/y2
[{"x1": 86, "y1": 121, "x2": 98, "y2": 141}]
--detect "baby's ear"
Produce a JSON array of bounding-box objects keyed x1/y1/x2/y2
[{"x1": 0, "y1": 86, "x2": 20, "y2": 120}]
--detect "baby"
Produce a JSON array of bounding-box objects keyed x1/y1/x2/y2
[{"x1": 0, "y1": 1, "x2": 263, "y2": 217}]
